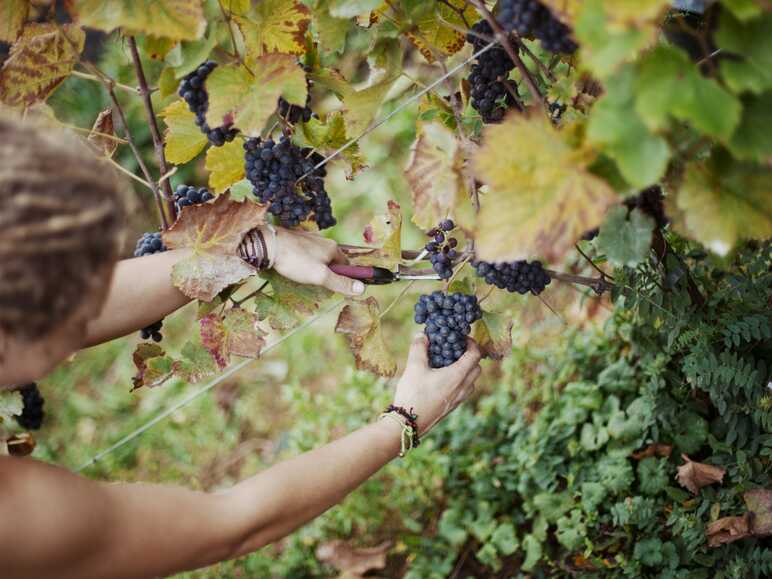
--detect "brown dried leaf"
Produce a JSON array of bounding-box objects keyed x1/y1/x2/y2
[
  {"x1": 676, "y1": 454, "x2": 726, "y2": 495},
  {"x1": 315, "y1": 540, "x2": 391, "y2": 577},
  {"x1": 745, "y1": 488, "x2": 772, "y2": 537},
  {"x1": 707, "y1": 515, "x2": 750, "y2": 547},
  {"x1": 335, "y1": 297, "x2": 396, "y2": 377},
  {"x1": 632, "y1": 443, "x2": 673, "y2": 460},
  {"x1": 199, "y1": 308, "x2": 266, "y2": 369},
  {"x1": 162, "y1": 195, "x2": 267, "y2": 301},
  {"x1": 0, "y1": 23, "x2": 85, "y2": 108},
  {"x1": 471, "y1": 311, "x2": 513, "y2": 360},
  {"x1": 131, "y1": 343, "x2": 175, "y2": 390},
  {"x1": 0, "y1": 0, "x2": 28, "y2": 43},
  {"x1": 356, "y1": 201, "x2": 402, "y2": 269},
  {"x1": 87, "y1": 108, "x2": 117, "y2": 158},
  {"x1": 7, "y1": 432, "x2": 36, "y2": 456}
]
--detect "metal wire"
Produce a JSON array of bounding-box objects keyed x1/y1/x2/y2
[
  {"x1": 75, "y1": 39, "x2": 499, "y2": 473},
  {"x1": 75, "y1": 299, "x2": 344, "y2": 472}
]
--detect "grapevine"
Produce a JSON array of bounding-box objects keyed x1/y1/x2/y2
[
  {"x1": 496, "y1": 0, "x2": 578, "y2": 54},
  {"x1": 473, "y1": 259, "x2": 552, "y2": 295},
  {"x1": 414, "y1": 292, "x2": 483, "y2": 369},
  {"x1": 178, "y1": 61, "x2": 239, "y2": 147}
]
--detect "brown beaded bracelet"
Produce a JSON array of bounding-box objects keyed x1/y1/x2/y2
[
  {"x1": 384, "y1": 404, "x2": 420, "y2": 449},
  {"x1": 238, "y1": 227, "x2": 270, "y2": 270}
]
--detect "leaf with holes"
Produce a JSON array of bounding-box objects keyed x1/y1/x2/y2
[
  {"x1": 0, "y1": 0, "x2": 28, "y2": 43},
  {"x1": 200, "y1": 308, "x2": 266, "y2": 369},
  {"x1": 234, "y1": 0, "x2": 310, "y2": 58},
  {"x1": 162, "y1": 195, "x2": 267, "y2": 301},
  {"x1": 205, "y1": 54, "x2": 306, "y2": 137},
  {"x1": 87, "y1": 109, "x2": 117, "y2": 158},
  {"x1": 70, "y1": 0, "x2": 205, "y2": 41},
  {"x1": 131, "y1": 343, "x2": 175, "y2": 390},
  {"x1": 336, "y1": 297, "x2": 396, "y2": 377},
  {"x1": 160, "y1": 99, "x2": 208, "y2": 164},
  {"x1": 405, "y1": 121, "x2": 474, "y2": 231},
  {"x1": 206, "y1": 137, "x2": 246, "y2": 193},
  {"x1": 473, "y1": 114, "x2": 616, "y2": 263},
  {"x1": 403, "y1": 0, "x2": 478, "y2": 63},
  {"x1": 0, "y1": 23, "x2": 85, "y2": 108},
  {"x1": 667, "y1": 155, "x2": 772, "y2": 256},
  {"x1": 472, "y1": 311, "x2": 514, "y2": 360}
]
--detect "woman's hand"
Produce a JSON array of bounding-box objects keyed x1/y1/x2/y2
[
  {"x1": 392, "y1": 334, "x2": 482, "y2": 434},
  {"x1": 261, "y1": 226, "x2": 366, "y2": 297}
]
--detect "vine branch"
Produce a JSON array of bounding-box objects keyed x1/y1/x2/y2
[
  {"x1": 545, "y1": 269, "x2": 615, "y2": 295},
  {"x1": 127, "y1": 36, "x2": 177, "y2": 226}
]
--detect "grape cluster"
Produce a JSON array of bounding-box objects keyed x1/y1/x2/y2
[
  {"x1": 415, "y1": 292, "x2": 483, "y2": 369},
  {"x1": 473, "y1": 259, "x2": 551, "y2": 295},
  {"x1": 467, "y1": 20, "x2": 520, "y2": 123},
  {"x1": 425, "y1": 219, "x2": 459, "y2": 280},
  {"x1": 178, "y1": 61, "x2": 239, "y2": 147},
  {"x1": 133, "y1": 232, "x2": 167, "y2": 341},
  {"x1": 244, "y1": 136, "x2": 336, "y2": 229},
  {"x1": 174, "y1": 184, "x2": 214, "y2": 211},
  {"x1": 496, "y1": 0, "x2": 578, "y2": 55},
  {"x1": 15, "y1": 383, "x2": 45, "y2": 431},
  {"x1": 549, "y1": 101, "x2": 567, "y2": 123}
]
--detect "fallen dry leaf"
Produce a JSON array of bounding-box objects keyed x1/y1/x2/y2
[
  {"x1": 744, "y1": 488, "x2": 772, "y2": 537},
  {"x1": 676, "y1": 454, "x2": 726, "y2": 495},
  {"x1": 707, "y1": 515, "x2": 750, "y2": 547},
  {"x1": 315, "y1": 540, "x2": 391, "y2": 577}
]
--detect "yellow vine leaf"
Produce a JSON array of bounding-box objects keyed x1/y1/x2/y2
[
  {"x1": 667, "y1": 160, "x2": 772, "y2": 256},
  {"x1": 403, "y1": 0, "x2": 479, "y2": 63},
  {"x1": 70, "y1": 0, "x2": 205, "y2": 41},
  {"x1": 205, "y1": 54, "x2": 307, "y2": 137},
  {"x1": 405, "y1": 121, "x2": 474, "y2": 231},
  {"x1": 544, "y1": 0, "x2": 668, "y2": 29},
  {"x1": 354, "y1": 201, "x2": 403, "y2": 269},
  {"x1": 472, "y1": 114, "x2": 616, "y2": 263},
  {"x1": 0, "y1": 0, "x2": 28, "y2": 43},
  {"x1": 234, "y1": 0, "x2": 310, "y2": 58},
  {"x1": 0, "y1": 23, "x2": 84, "y2": 108},
  {"x1": 335, "y1": 297, "x2": 397, "y2": 378},
  {"x1": 205, "y1": 137, "x2": 246, "y2": 193},
  {"x1": 160, "y1": 99, "x2": 208, "y2": 164}
]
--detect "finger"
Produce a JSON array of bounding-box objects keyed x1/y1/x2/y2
[
  {"x1": 461, "y1": 365, "x2": 482, "y2": 390},
  {"x1": 448, "y1": 339, "x2": 482, "y2": 373},
  {"x1": 322, "y1": 269, "x2": 366, "y2": 297},
  {"x1": 330, "y1": 247, "x2": 349, "y2": 265},
  {"x1": 407, "y1": 333, "x2": 429, "y2": 367}
]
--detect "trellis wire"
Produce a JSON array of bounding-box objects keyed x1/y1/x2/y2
[
  {"x1": 75, "y1": 299, "x2": 344, "y2": 472},
  {"x1": 76, "y1": 39, "x2": 499, "y2": 473}
]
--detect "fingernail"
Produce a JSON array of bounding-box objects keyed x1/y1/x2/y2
[{"x1": 352, "y1": 281, "x2": 365, "y2": 295}]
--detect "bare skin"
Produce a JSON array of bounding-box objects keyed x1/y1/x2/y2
[{"x1": 0, "y1": 227, "x2": 483, "y2": 579}]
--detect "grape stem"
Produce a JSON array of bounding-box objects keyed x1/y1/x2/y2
[
  {"x1": 469, "y1": 0, "x2": 547, "y2": 113},
  {"x1": 127, "y1": 36, "x2": 178, "y2": 226},
  {"x1": 544, "y1": 269, "x2": 615, "y2": 295}
]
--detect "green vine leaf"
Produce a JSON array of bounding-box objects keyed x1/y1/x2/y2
[
  {"x1": 728, "y1": 91, "x2": 772, "y2": 162},
  {"x1": 71, "y1": 0, "x2": 206, "y2": 41},
  {"x1": 335, "y1": 297, "x2": 397, "y2": 377},
  {"x1": 716, "y1": 11, "x2": 772, "y2": 94},
  {"x1": 473, "y1": 114, "x2": 617, "y2": 263},
  {"x1": 401, "y1": 0, "x2": 478, "y2": 64},
  {"x1": 254, "y1": 271, "x2": 331, "y2": 331},
  {"x1": 160, "y1": 99, "x2": 208, "y2": 165},
  {"x1": 0, "y1": 23, "x2": 85, "y2": 108},
  {"x1": 596, "y1": 206, "x2": 654, "y2": 267},
  {"x1": 205, "y1": 54, "x2": 307, "y2": 137},
  {"x1": 313, "y1": 1, "x2": 353, "y2": 55},
  {"x1": 294, "y1": 112, "x2": 365, "y2": 177},
  {"x1": 175, "y1": 340, "x2": 218, "y2": 383}
]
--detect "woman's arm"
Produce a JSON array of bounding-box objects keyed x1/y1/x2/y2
[
  {"x1": 0, "y1": 337, "x2": 481, "y2": 579},
  {"x1": 83, "y1": 227, "x2": 365, "y2": 347}
]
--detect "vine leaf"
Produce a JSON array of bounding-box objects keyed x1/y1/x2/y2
[
  {"x1": 716, "y1": 11, "x2": 772, "y2": 95},
  {"x1": 667, "y1": 155, "x2": 772, "y2": 256},
  {"x1": 163, "y1": 195, "x2": 267, "y2": 301},
  {"x1": 166, "y1": 29, "x2": 219, "y2": 79},
  {"x1": 405, "y1": 121, "x2": 474, "y2": 232},
  {"x1": 205, "y1": 54, "x2": 307, "y2": 137},
  {"x1": 87, "y1": 109, "x2": 117, "y2": 158},
  {"x1": 160, "y1": 99, "x2": 208, "y2": 164},
  {"x1": 595, "y1": 206, "x2": 654, "y2": 267},
  {"x1": 473, "y1": 114, "x2": 616, "y2": 263},
  {"x1": 744, "y1": 489, "x2": 772, "y2": 538},
  {"x1": 131, "y1": 343, "x2": 175, "y2": 390},
  {"x1": 254, "y1": 271, "x2": 332, "y2": 331},
  {"x1": 0, "y1": 23, "x2": 85, "y2": 108},
  {"x1": 313, "y1": 2, "x2": 352, "y2": 56},
  {"x1": 0, "y1": 0, "x2": 28, "y2": 43},
  {"x1": 229, "y1": 178, "x2": 259, "y2": 203},
  {"x1": 353, "y1": 201, "x2": 403, "y2": 269},
  {"x1": 234, "y1": 0, "x2": 310, "y2": 58},
  {"x1": 205, "y1": 137, "x2": 246, "y2": 193},
  {"x1": 200, "y1": 308, "x2": 266, "y2": 369},
  {"x1": 175, "y1": 340, "x2": 218, "y2": 383},
  {"x1": 295, "y1": 112, "x2": 365, "y2": 178},
  {"x1": 335, "y1": 297, "x2": 397, "y2": 377},
  {"x1": 728, "y1": 91, "x2": 772, "y2": 163},
  {"x1": 0, "y1": 389, "x2": 23, "y2": 424},
  {"x1": 400, "y1": 0, "x2": 478, "y2": 63},
  {"x1": 675, "y1": 454, "x2": 726, "y2": 495},
  {"x1": 70, "y1": 0, "x2": 206, "y2": 41},
  {"x1": 315, "y1": 540, "x2": 391, "y2": 577},
  {"x1": 472, "y1": 311, "x2": 513, "y2": 360},
  {"x1": 328, "y1": 0, "x2": 383, "y2": 18}
]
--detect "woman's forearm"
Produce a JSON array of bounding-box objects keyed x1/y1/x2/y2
[
  {"x1": 83, "y1": 250, "x2": 193, "y2": 347},
  {"x1": 218, "y1": 418, "x2": 402, "y2": 558}
]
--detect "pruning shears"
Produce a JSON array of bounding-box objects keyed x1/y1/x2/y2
[{"x1": 329, "y1": 264, "x2": 441, "y2": 285}]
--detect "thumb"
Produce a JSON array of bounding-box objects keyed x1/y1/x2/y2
[
  {"x1": 449, "y1": 338, "x2": 482, "y2": 373},
  {"x1": 407, "y1": 333, "x2": 429, "y2": 367},
  {"x1": 322, "y1": 268, "x2": 366, "y2": 297}
]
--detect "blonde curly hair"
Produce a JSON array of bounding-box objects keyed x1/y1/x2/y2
[{"x1": 0, "y1": 114, "x2": 128, "y2": 341}]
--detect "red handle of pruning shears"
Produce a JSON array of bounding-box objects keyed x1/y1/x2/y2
[{"x1": 328, "y1": 264, "x2": 396, "y2": 285}]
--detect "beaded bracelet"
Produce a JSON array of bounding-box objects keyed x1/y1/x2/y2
[
  {"x1": 380, "y1": 404, "x2": 420, "y2": 457},
  {"x1": 238, "y1": 226, "x2": 272, "y2": 270}
]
